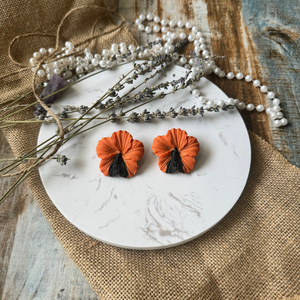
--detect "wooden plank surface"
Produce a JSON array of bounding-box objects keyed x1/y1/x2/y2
[{"x1": 1, "y1": 0, "x2": 299, "y2": 299}]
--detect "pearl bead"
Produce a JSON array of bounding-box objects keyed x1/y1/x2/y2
[
  {"x1": 154, "y1": 16, "x2": 160, "y2": 23},
  {"x1": 29, "y1": 58, "x2": 37, "y2": 65},
  {"x1": 169, "y1": 20, "x2": 176, "y2": 27},
  {"x1": 162, "y1": 34, "x2": 168, "y2": 41},
  {"x1": 146, "y1": 13, "x2": 153, "y2": 20},
  {"x1": 48, "y1": 48, "x2": 55, "y2": 54},
  {"x1": 161, "y1": 19, "x2": 168, "y2": 26},
  {"x1": 66, "y1": 42, "x2": 75, "y2": 50},
  {"x1": 135, "y1": 19, "x2": 142, "y2": 25},
  {"x1": 237, "y1": 102, "x2": 246, "y2": 110},
  {"x1": 227, "y1": 98, "x2": 235, "y2": 105},
  {"x1": 199, "y1": 96, "x2": 206, "y2": 103},
  {"x1": 62, "y1": 70, "x2": 72, "y2": 79},
  {"x1": 144, "y1": 49, "x2": 151, "y2": 56},
  {"x1": 227, "y1": 72, "x2": 234, "y2": 79},
  {"x1": 184, "y1": 64, "x2": 191, "y2": 70},
  {"x1": 180, "y1": 56, "x2": 187, "y2": 64},
  {"x1": 145, "y1": 26, "x2": 151, "y2": 33},
  {"x1": 196, "y1": 32, "x2": 202, "y2": 39},
  {"x1": 188, "y1": 34, "x2": 195, "y2": 42},
  {"x1": 236, "y1": 72, "x2": 244, "y2": 80},
  {"x1": 179, "y1": 32, "x2": 186, "y2": 39},
  {"x1": 253, "y1": 80, "x2": 260, "y2": 87},
  {"x1": 199, "y1": 38, "x2": 205, "y2": 44},
  {"x1": 138, "y1": 24, "x2": 144, "y2": 31},
  {"x1": 185, "y1": 21, "x2": 192, "y2": 29},
  {"x1": 256, "y1": 104, "x2": 264, "y2": 112},
  {"x1": 272, "y1": 105, "x2": 281, "y2": 112},
  {"x1": 99, "y1": 60, "x2": 106, "y2": 68},
  {"x1": 202, "y1": 50, "x2": 209, "y2": 56},
  {"x1": 76, "y1": 66, "x2": 83, "y2": 74},
  {"x1": 214, "y1": 68, "x2": 221, "y2": 75},
  {"x1": 54, "y1": 68, "x2": 61, "y2": 74},
  {"x1": 168, "y1": 45, "x2": 174, "y2": 52},
  {"x1": 153, "y1": 25, "x2": 160, "y2": 32},
  {"x1": 200, "y1": 44, "x2": 206, "y2": 50},
  {"x1": 106, "y1": 61, "x2": 113, "y2": 68},
  {"x1": 274, "y1": 120, "x2": 281, "y2": 127},
  {"x1": 273, "y1": 98, "x2": 280, "y2": 105},
  {"x1": 139, "y1": 14, "x2": 145, "y2": 21},
  {"x1": 138, "y1": 52, "x2": 144, "y2": 59},
  {"x1": 119, "y1": 42, "x2": 126, "y2": 49},
  {"x1": 171, "y1": 32, "x2": 177, "y2": 39},
  {"x1": 189, "y1": 58, "x2": 195, "y2": 65},
  {"x1": 37, "y1": 69, "x2": 45, "y2": 77},
  {"x1": 217, "y1": 100, "x2": 225, "y2": 106},
  {"x1": 267, "y1": 91, "x2": 275, "y2": 99},
  {"x1": 39, "y1": 48, "x2": 47, "y2": 55},
  {"x1": 276, "y1": 112, "x2": 283, "y2": 119},
  {"x1": 266, "y1": 107, "x2": 272, "y2": 114},
  {"x1": 207, "y1": 100, "x2": 215, "y2": 107},
  {"x1": 91, "y1": 58, "x2": 99, "y2": 66},
  {"x1": 46, "y1": 74, "x2": 52, "y2": 80},
  {"x1": 270, "y1": 112, "x2": 277, "y2": 119},
  {"x1": 219, "y1": 71, "x2": 225, "y2": 78},
  {"x1": 192, "y1": 89, "x2": 200, "y2": 96},
  {"x1": 177, "y1": 20, "x2": 184, "y2": 28},
  {"x1": 194, "y1": 46, "x2": 201, "y2": 53},
  {"x1": 192, "y1": 26, "x2": 198, "y2": 33},
  {"x1": 233, "y1": 99, "x2": 240, "y2": 105},
  {"x1": 167, "y1": 38, "x2": 173, "y2": 44},
  {"x1": 245, "y1": 75, "x2": 252, "y2": 82},
  {"x1": 280, "y1": 118, "x2": 288, "y2": 126},
  {"x1": 84, "y1": 48, "x2": 91, "y2": 55},
  {"x1": 161, "y1": 26, "x2": 167, "y2": 33},
  {"x1": 86, "y1": 53, "x2": 93, "y2": 61},
  {"x1": 194, "y1": 39, "x2": 200, "y2": 46},
  {"x1": 67, "y1": 78, "x2": 74, "y2": 84},
  {"x1": 260, "y1": 85, "x2": 268, "y2": 93},
  {"x1": 128, "y1": 45, "x2": 135, "y2": 51},
  {"x1": 102, "y1": 49, "x2": 110, "y2": 56},
  {"x1": 120, "y1": 47, "x2": 127, "y2": 54}
]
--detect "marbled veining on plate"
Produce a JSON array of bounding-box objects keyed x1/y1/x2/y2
[{"x1": 38, "y1": 63, "x2": 251, "y2": 249}]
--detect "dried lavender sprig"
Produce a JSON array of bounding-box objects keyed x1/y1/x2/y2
[{"x1": 0, "y1": 47, "x2": 191, "y2": 175}]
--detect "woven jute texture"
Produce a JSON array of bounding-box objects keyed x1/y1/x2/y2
[{"x1": 1, "y1": 1, "x2": 300, "y2": 299}]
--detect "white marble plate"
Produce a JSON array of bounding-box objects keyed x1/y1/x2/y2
[{"x1": 38, "y1": 63, "x2": 251, "y2": 250}]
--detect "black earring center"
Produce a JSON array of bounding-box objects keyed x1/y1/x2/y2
[
  {"x1": 166, "y1": 148, "x2": 184, "y2": 173},
  {"x1": 109, "y1": 153, "x2": 129, "y2": 178}
]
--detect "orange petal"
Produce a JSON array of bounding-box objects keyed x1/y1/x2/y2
[
  {"x1": 111, "y1": 130, "x2": 133, "y2": 154},
  {"x1": 152, "y1": 135, "x2": 173, "y2": 156},
  {"x1": 123, "y1": 158, "x2": 139, "y2": 178},
  {"x1": 99, "y1": 155, "x2": 116, "y2": 176},
  {"x1": 96, "y1": 137, "x2": 118, "y2": 158},
  {"x1": 180, "y1": 136, "x2": 200, "y2": 157},
  {"x1": 166, "y1": 128, "x2": 188, "y2": 151},
  {"x1": 181, "y1": 155, "x2": 196, "y2": 173},
  {"x1": 157, "y1": 151, "x2": 172, "y2": 173},
  {"x1": 123, "y1": 139, "x2": 144, "y2": 162}
]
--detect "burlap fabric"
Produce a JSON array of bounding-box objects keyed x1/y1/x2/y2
[{"x1": 1, "y1": 1, "x2": 300, "y2": 299}]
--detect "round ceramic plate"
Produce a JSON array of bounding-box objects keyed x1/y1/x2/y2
[{"x1": 38, "y1": 63, "x2": 251, "y2": 250}]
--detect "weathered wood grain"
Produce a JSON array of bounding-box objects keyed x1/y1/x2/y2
[
  {"x1": 240, "y1": 0, "x2": 300, "y2": 167},
  {"x1": 1, "y1": 0, "x2": 299, "y2": 299}
]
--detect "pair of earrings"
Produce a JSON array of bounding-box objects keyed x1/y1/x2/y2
[{"x1": 96, "y1": 128, "x2": 200, "y2": 178}]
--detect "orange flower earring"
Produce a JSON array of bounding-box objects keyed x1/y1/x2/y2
[
  {"x1": 96, "y1": 130, "x2": 144, "y2": 178},
  {"x1": 152, "y1": 128, "x2": 200, "y2": 174}
]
